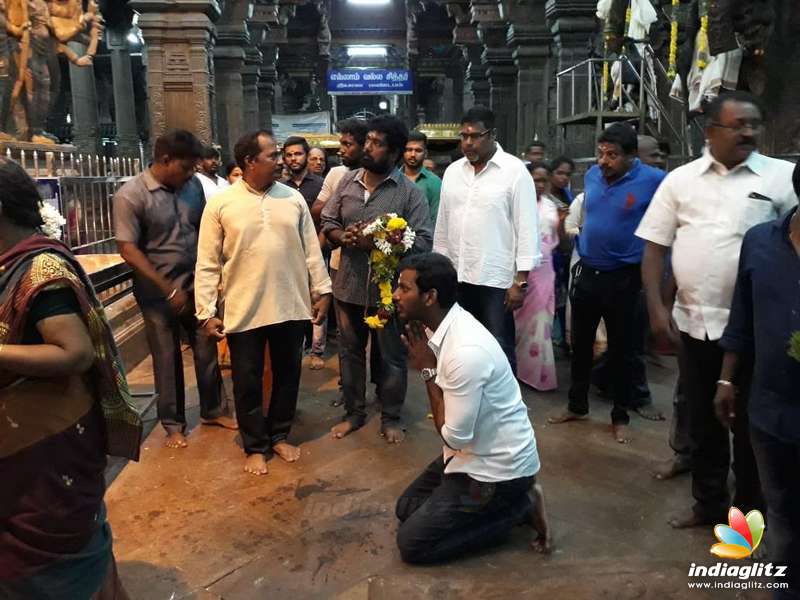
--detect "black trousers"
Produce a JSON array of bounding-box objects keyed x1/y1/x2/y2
[
  {"x1": 395, "y1": 456, "x2": 534, "y2": 564},
  {"x1": 227, "y1": 320, "x2": 306, "y2": 456},
  {"x1": 335, "y1": 300, "x2": 406, "y2": 427},
  {"x1": 750, "y1": 425, "x2": 800, "y2": 599},
  {"x1": 140, "y1": 298, "x2": 225, "y2": 434},
  {"x1": 457, "y1": 282, "x2": 517, "y2": 374},
  {"x1": 678, "y1": 334, "x2": 763, "y2": 520},
  {"x1": 568, "y1": 262, "x2": 643, "y2": 425}
]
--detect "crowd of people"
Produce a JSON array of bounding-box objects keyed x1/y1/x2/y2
[{"x1": 1, "y1": 90, "x2": 798, "y2": 597}]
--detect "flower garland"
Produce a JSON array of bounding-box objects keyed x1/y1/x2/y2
[
  {"x1": 667, "y1": 0, "x2": 679, "y2": 80},
  {"x1": 696, "y1": 0, "x2": 709, "y2": 70},
  {"x1": 361, "y1": 213, "x2": 416, "y2": 329},
  {"x1": 789, "y1": 331, "x2": 800, "y2": 363},
  {"x1": 39, "y1": 202, "x2": 66, "y2": 239}
]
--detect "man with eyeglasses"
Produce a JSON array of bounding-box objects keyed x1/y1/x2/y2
[
  {"x1": 637, "y1": 91, "x2": 798, "y2": 529},
  {"x1": 433, "y1": 106, "x2": 540, "y2": 374}
]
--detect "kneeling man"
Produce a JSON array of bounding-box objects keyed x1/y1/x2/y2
[{"x1": 393, "y1": 252, "x2": 551, "y2": 563}]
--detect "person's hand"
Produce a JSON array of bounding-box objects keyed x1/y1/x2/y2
[
  {"x1": 354, "y1": 232, "x2": 375, "y2": 251},
  {"x1": 167, "y1": 288, "x2": 189, "y2": 315},
  {"x1": 401, "y1": 321, "x2": 437, "y2": 372},
  {"x1": 340, "y1": 224, "x2": 361, "y2": 248},
  {"x1": 311, "y1": 293, "x2": 332, "y2": 325},
  {"x1": 714, "y1": 382, "x2": 737, "y2": 428},
  {"x1": 650, "y1": 305, "x2": 680, "y2": 350},
  {"x1": 203, "y1": 317, "x2": 226, "y2": 340},
  {"x1": 505, "y1": 283, "x2": 525, "y2": 311}
]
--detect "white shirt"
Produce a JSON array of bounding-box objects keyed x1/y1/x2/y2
[
  {"x1": 318, "y1": 165, "x2": 350, "y2": 271},
  {"x1": 433, "y1": 144, "x2": 541, "y2": 288},
  {"x1": 564, "y1": 192, "x2": 585, "y2": 239},
  {"x1": 195, "y1": 179, "x2": 332, "y2": 333},
  {"x1": 636, "y1": 150, "x2": 797, "y2": 341},
  {"x1": 196, "y1": 172, "x2": 229, "y2": 200},
  {"x1": 428, "y1": 303, "x2": 541, "y2": 483}
]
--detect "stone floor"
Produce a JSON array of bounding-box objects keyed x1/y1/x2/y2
[{"x1": 106, "y1": 347, "x2": 758, "y2": 599}]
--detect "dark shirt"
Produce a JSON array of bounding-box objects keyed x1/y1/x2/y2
[
  {"x1": 578, "y1": 159, "x2": 666, "y2": 271},
  {"x1": 320, "y1": 168, "x2": 433, "y2": 306},
  {"x1": 719, "y1": 207, "x2": 800, "y2": 443},
  {"x1": 284, "y1": 171, "x2": 324, "y2": 210},
  {"x1": 113, "y1": 171, "x2": 204, "y2": 304},
  {"x1": 23, "y1": 288, "x2": 81, "y2": 344}
]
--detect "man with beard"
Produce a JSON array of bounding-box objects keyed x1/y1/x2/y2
[
  {"x1": 402, "y1": 131, "x2": 442, "y2": 229},
  {"x1": 548, "y1": 123, "x2": 665, "y2": 444},
  {"x1": 321, "y1": 115, "x2": 433, "y2": 443},
  {"x1": 638, "y1": 91, "x2": 797, "y2": 528},
  {"x1": 434, "y1": 106, "x2": 539, "y2": 374},
  {"x1": 196, "y1": 145, "x2": 229, "y2": 200},
  {"x1": 283, "y1": 136, "x2": 324, "y2": 210}
]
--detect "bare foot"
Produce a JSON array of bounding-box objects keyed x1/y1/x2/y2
[
  {"x1": 309, "y1": 356, "x2": 325, "y2": 370},
  {"x1": 201, "y1": 415, "x2": 239, "y2": 430},
  {"x1": 273, "y1": 441, "x2": 301, "y2": 463},
  {"x1": 244, "y1": 454, "x2": 269, "y2": 475},
  {"x1": 612, "y1": 423, "x2": 631, "y2": 444},
  {"x1": 381, "y1": 425, "x2": 406, "y2": 444},
  {"x1": 165, "y1": 432, "x2": 188, "y2": 448},
  {"x1": 547, "y1": 410, "x2": 588, "y2": 424},
  {"x1": 653, "y1": 457, "x2": 691, "y2": 480},
  {"x1": 634, "y1": 405, "x2": 666, "y2": 421},
  {"x1": 331, "y1": 420, "x2": 358, "y2": 439},
  {"x1": 668, "y1": 508, "x2": 718, "y2": 529},
  {"x1": 528, "y1": 483, "x2": 554, "y2": 554}
]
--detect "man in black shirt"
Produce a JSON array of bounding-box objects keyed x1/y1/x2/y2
[{"x1": 283, "y1": 136, "x2": 324, "y2": 209}]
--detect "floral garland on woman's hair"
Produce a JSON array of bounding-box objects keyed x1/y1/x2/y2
[
  {"x1": 39, "y1": 202, "x2": 66, "y2": 240},
  {"x1": 789, "y1": 331, "x2": 800, "y2": 363},
  {"x1": 668, "y1": 0, "x2": 680, "y2": 79},
  {"x1": 361, "y1": 213, "x2": 416, "y2": 329}
]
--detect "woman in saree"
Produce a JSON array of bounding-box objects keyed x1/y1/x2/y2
[
  {"x1": 0, "y1": 158, "x2": 142, "y2": 599},
  {"x1": 514, "y1": 162, "x2": 560, "y2": 391}
]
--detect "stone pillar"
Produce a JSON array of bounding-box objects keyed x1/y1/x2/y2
[
  {"x1": 545, "y1": 0, "x2": 597, "y2": 154},
  {"x1": 474, "y1": 2, "x2": 517, "y2": 151},
  {"x1": 130, "y1": 0, "x2": 220, "y2": 144},
  {"x1": 509, "y1": 10, "x2": 553, "y2": 152},
  {"x1": 107, "y1": 28, "x2": 140, "y2": 157},
  {"x1": 464, "y1": 45, "x2": 490, "y2": 108},
  {"x1": 67, "y1": 41, "x2": 100, "y2": 154},
  {"x1": 243, "y1": 46, "x2": 262, "y2": 134}
]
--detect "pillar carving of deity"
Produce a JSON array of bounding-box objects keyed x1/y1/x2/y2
[
  {"x1": 129, "y1": 0, "x2": 219, "y2": 144},
  {"x1": 107, "y1": 26, "x2": 140, "y2": 157}
]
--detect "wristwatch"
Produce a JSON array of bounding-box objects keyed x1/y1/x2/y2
[{"x1": 420, "y1": 368, "x2": 437, "y2": 382}]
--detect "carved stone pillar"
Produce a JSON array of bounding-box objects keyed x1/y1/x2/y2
[
  {"x1": 67, "y1": 41, "x2": 100, "y2": 154},
  {"x1": 463, "y1": 45, "x2": 490, "y2": 108},
  {"x1": 107, "y1": 27, "x2": 141, "y2": 157},
  {"x1": 243, "y1": 46, "x2": 263, "y2": 134},
  {"x1": 509, "y1": 6, "x2": 552, "y2": 152},
  {"x1": 129, "y1": 0, "x2": 219, "y2": 144},
  {"x1": 474, "y1": 2, "x2": 517, "y2": 151},
  {"x1": 258, "y1": 46, "x2": 278, "y2": 128}
]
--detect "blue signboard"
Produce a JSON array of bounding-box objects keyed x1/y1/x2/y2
[{"x1": 327, "y1": 69, "x2": 413, "y2": 95}]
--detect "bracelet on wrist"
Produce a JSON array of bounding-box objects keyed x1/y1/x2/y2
[
  {"x1": 716, "y1": 379, "x2": 735, "y2": 388},
  {"x1": 167, "y1": 289, "x2": 178, "y2": 300}
]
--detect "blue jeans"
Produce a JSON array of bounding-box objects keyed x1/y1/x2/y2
[
  {"x1": 396, "y1": 456, "x2": 533, "y2": 564},
  {"x1": 750, "y1": 425, "x2": 800, "y2": 599},
  {"x1": 457, "y1": 282, "x2": 517, "y2": 374},
  {"x1": 335, "y1": 299, "x2": 406, "y2": 427}
]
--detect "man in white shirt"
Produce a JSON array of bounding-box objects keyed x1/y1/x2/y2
[
  {"x1": 433, "y1": 106, "x2": 540, "y2": 373},
  {"x1": 637, "y1": 91, "x2": 797, "y2": 527},
  {"x1": 196, "y1": 145, "x2": 229, "y2": 201},
  {"x1": 195, "y1": 130, "x2": 333, "y2": 476},
  {"x1": 393, "y1": 252, "x2": 550, "y2": 563}
]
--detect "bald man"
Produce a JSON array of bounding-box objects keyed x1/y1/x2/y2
[{"x1": 637, "y1": 136, "x2": 666, "y2": 170}]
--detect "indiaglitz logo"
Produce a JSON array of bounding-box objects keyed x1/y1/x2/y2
[{"x1": 711, "y1": 507, "x2": 765, "y2": 559}]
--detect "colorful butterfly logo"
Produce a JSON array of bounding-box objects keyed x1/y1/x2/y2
[{"x1": 710, "y1": 507, "x2": 765, "y2": 559}]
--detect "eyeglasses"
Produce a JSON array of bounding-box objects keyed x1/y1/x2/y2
[
  {"x1": 710, "y1": 121, "x2": 763, "y2": 134},
  {"x1": 459, "y1": 129, "x2": 492, "y2": 142}
]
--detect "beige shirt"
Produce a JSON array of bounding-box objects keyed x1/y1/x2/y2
[
  {"x1": 636, "y1": 150, "x2": 797, "y2": 341},
  {"x1": 195, "y1": 179, "x2": 332, "y2": 333},
  {"x1": 318, "y1": 166, "x2": 350, "y2": 270}
]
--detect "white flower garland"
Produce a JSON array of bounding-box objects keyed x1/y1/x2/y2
[{"x1": 39, "y1": 202, "x2": 66, "y2": 240}]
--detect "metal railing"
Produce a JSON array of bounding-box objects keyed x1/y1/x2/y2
[{"x1": 555, "y1": 43, "x2": 691, "y2": 156}]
